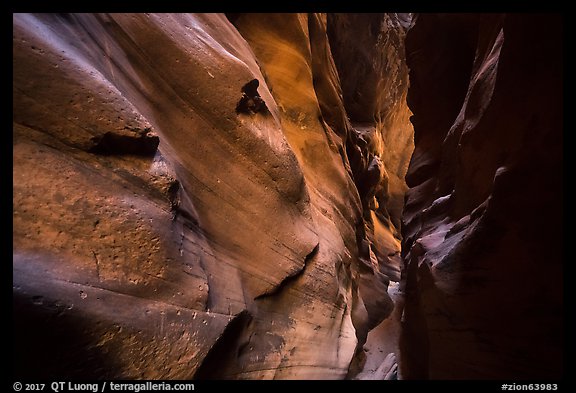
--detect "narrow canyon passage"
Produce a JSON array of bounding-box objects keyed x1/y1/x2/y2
[{"x1": 12, "y1": 13, "x2": 562, "y2": 380}]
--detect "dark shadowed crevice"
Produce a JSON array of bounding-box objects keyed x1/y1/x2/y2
[
  {"x1": 254, "y1": 243, "x2": 320, "y2": 300},
  {"x1": 193, "y1": 310, "x2": 253, "y2": 380},
  {"x1": 13, "y1": 292, "x2": 120, "y2": 379},
  {"x1": 235, "y1": 79, "x2": 269, "y2": 115},
  {"x1": 89, "y1": 128, "x2": 159, "y2": 156}
]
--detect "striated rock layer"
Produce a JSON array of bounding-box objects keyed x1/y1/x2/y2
[
  {"x1": 325, "y1": 13, "x2": 413, "y2": 378},
  {"x1": 13, "y1": 13, "x2": 413, "y2": 379},
  {"x1": 401, "y1": 14, "x2": 563, "y2": 379}
]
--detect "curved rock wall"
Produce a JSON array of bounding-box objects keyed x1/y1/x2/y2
[
  {"x1": 325, "y1": 13, "x2": 414, "y2": 377},
  {"x1": 401, "y1": 13, "x2": 563, "y2": 379},
  {"x1": 13, "y1": 13, "x2": 413, "y2": 379},
  {"x1": 327, "y1": 13, "x2": 413, "y2": 277}
]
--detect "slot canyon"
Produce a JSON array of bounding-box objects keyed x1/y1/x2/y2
[{"x1": 13, "y1": 13, "x2": 563, "y2": 380}]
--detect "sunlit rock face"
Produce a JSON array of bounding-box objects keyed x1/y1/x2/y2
[
  {"x1": 401, "y1": 14, "x2": 563, "y2": 379},
  {"x1": 13, "y1": 13, "x2": 413, "y2": 379},
  {"x1": 324, "y1": 13, "x2": 413, "y2": 378}
]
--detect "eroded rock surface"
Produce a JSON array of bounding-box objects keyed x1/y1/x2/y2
[
  {"x1": 401, "y1": 14, "x2": 563, "y2": 379},
  {"x1": 326, "y1": 13, "x2": 413, "y2": 377},
  {"x1": 13, "y1": 13, "x2": 413, "y2": 379}
]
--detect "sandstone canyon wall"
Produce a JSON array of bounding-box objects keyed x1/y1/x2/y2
[
  {"x1": 13, "y1": 12, "x2": 563, "y2": 381},
  {"x1": 401, "y1": 13, "x2": 563, "y2": 379},
  {"x1": 13, "y1": 13, "x2": 413, "y2": 379}
]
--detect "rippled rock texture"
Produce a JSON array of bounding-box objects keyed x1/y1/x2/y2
[
  {"x1": 13, "y1": 13, "x2": 413, "y2": 379},
  {"x1": 401, "y1": 14, "x2": 563, "y2": 379}
]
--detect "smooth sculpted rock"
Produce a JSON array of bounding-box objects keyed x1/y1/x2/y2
[
  {"x1": 13, "y1": 13, "x2": 414, "y2": 379},
  {"x1": 325, "y1": 13, "x2": 414, "y2": 377},
  {"x1": 401, "y1": 13, "x2": 563, "y2": 379},
  {"x1": 14, "y1": 13, "x2": 317, "y2": 379}
]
